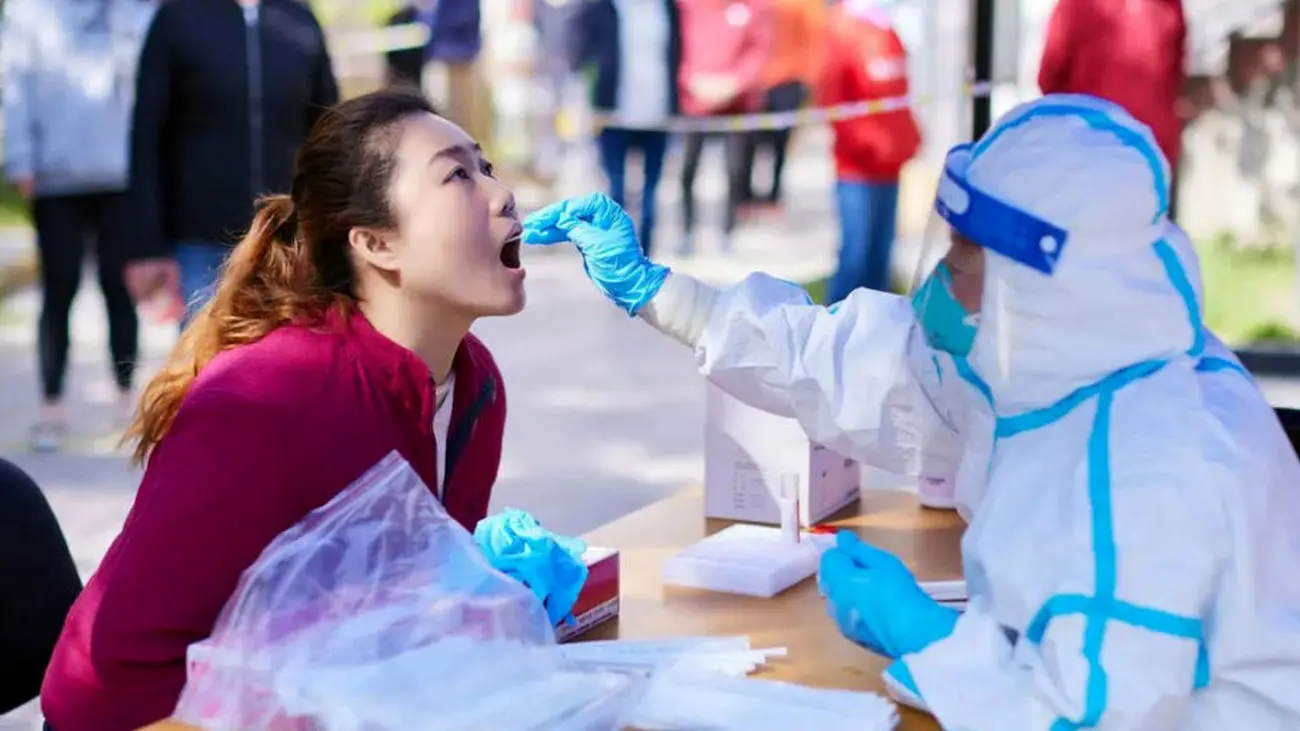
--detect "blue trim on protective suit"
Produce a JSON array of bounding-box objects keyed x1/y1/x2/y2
[
  {"x1": 995, "y1": 360, "x2": 1165, "y2": 440},
  {"x1": 970, "y1": 102, "x2": 1169, "y2": 221},
  {"x1": 1196, "y1": 356, "x2": 1251, "y2": 380},
  {"x1": 953, "y1": 355, "x2": 992, "y2": 405},
  {"x1": 1152, "y1": 239, "x2": 1205, "y2": 357}
]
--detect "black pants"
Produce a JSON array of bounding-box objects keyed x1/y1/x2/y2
[
  {"x1": 742, "y1": 81, "x2": 808, "y2": 204},
  {"x1": 680, "y1": 130, "x2": 749, "y2": 236},
  {"x1": 0, "y1": 459, "x2": 83, "y2": 714},
  {"x1": 33, "y1": 193, "x2": 139, "y2": 401}
]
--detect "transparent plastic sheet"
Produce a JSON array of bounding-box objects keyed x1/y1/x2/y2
[
  {"x1": 624, "y1": 661, "x2": 900, "y2": 731},
  {"x1": 173, "y1": 451, "x2": 646, "y2": 731}
]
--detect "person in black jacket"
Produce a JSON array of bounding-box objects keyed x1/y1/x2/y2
[
  {"x1": 0, "y1": 458, "x2": 82, "y2": 715},
  {"x1": 568, "y1": 0, "x2": 681, "y2": 255},
  {"x1": 124, "y1": 0, "x2": 339, "y2": 327}
]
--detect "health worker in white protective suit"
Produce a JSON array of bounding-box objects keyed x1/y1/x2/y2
[{"x1": 523, "y1": 93, "x2": 1300, "y2": 730}]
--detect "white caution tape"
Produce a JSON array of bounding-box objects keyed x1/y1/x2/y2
[{"x1": 578, "y1": 80, "x2": 996, "y2": 134}]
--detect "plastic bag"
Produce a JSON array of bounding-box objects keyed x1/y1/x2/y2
[{"x1": 174, "y1": 451, "x2": 644, "y2": 731}]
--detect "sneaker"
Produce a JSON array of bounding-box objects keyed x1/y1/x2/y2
[{"x1": 29, "y1": 421, "x2": 67, "y2": 453}]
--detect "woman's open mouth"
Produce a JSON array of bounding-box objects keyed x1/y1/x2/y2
[{"x1": 500, "y1": 237, "x2": 522, "y2": 269}]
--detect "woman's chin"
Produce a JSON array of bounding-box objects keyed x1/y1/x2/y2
[{"x1": 485, "y1": 281, "x2": 527, "y2": 317}]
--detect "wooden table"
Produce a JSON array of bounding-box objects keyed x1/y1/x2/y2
[
  {"x1": 580, "y1": 487, "x2": 963, "y2": 731},
  {"x1": 146, "y1": 488, "x2": 963, "y2": 731}
]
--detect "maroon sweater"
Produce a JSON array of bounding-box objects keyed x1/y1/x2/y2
[{"x1": 41, "y1": 310, "x2": 507, "y2": 731}]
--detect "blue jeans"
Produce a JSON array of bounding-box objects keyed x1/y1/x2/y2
[
  {"x1": 596, "y1": 128, "x2": 668, "y2": 255},
  {"x1": 175, "y1": 241, "x2": 230, "y2": 329},
  {"x1": 828, "y1": 180, "x2": 900, "y2": 304}
]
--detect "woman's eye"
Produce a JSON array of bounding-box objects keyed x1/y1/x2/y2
[
  {"x1": 447, "y1": 166, "x2": 471, "y2": 182},
  {"x1": 479, "y1": 159, "x2": 495, "y2": 177}
]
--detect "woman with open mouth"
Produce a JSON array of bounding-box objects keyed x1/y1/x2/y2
[{"x1": 40, "y1": 88, "x2": 527, "y2": 731}]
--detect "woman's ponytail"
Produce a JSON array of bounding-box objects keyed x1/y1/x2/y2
[{"x1": 124, "y1": 194, "x2": 344, "y2": 465}]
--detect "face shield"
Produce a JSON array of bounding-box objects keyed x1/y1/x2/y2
[
  {"x1": 896, "y1": 144, "x2": 1071, "y2": 483},
  {"x1": 909, "y1": 143, "x2": 1071, "y2": 366}
]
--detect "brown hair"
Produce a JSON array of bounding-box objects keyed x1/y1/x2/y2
[{"x1": 125, "y1": 89, "x2": 437, "y2": 465}]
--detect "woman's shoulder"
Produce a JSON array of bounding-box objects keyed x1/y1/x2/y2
[{"x1": 191, "y1": 324, "x2": 353, "y2": 411}]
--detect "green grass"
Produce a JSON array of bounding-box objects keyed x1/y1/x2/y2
[
  {"x1": 1198, "y1": 235, "x2": 1300, "y2": 345},
  {"x1": 0, "y1": 178, "x2": 29, "y2": 229},
  {"x1": 804, "y1": 277, "x2": 828, "y2": 305},
  {"x1": 310, "y1": 0, "x2": 404, "y2": 27}
]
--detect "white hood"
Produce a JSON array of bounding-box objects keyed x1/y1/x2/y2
[{"x1": 962, "y1": 94, "x2": 1204, "y2": 414}]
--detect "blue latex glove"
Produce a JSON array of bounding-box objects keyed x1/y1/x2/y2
[
  {"x1": 522, "y1": 192, "x2": 670, "y2": 315},
  {"x1": 473, "y1": 509, "x2": 589, "y2": 626},
  {"x1": 817, "y1": 531, "x2": 959, "y2": 659}
]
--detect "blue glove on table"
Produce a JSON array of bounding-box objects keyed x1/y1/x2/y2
[
  {"x1": 474, "y1": 509, "x2": 589, "y2": 626},
  {"x1": 522, "y1": 192, "x2": 670, "y2": 315},
  {"x1": 817, "y1": 531, "x2": 959, "y2": 659}
]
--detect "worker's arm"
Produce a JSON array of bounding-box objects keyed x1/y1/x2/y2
[
  {"x1": 1037, "y1": 0, "x2": 1079, "y2": 94},
  {"x1": 641, "y1": 272, "x2": 953, "y2": 475},
  {"x1": 900, "y1": 472, "x2": 1225, "y2": 730}
]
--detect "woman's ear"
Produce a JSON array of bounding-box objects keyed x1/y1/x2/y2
[{"x1": 348, "y1": 227, "x2": 402, "y2": 273}]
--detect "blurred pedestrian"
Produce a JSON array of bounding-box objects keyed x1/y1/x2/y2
[
  {"x1": 125, "y1": 0, "x2": 339, "y2": 327},
  {"x1": 420, "y1": 0, "x2": 494, "y2": 150},
  {"x1": 739, "y1": 0, "x2": 824, "y2": 218},
  {"x1": 1, "y1": 0, "x2": 156, "y2": 451},
  {"x1": 1038, "y1": 0, "x2": 1187, "y2": 219},
  {"x1": 677, "y1": 0, "x2": 772, "y2": 255},
  {"x1": 569, "y1": 0, "x2": 682, "y2": 254},
  {"x1": 819, "y1": 0, "x2": 919, "y2": 301},
  {"x1": 0, "y1": 458, "x2": 83, "y2": 715},
  {"x1": 385, "y1": 1, "x2": 426, "y2": 90},
  {"x1": 532, "y1": 0, "x2": 583, "y2": 182}
]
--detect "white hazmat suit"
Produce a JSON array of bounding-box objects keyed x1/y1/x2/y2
[{"x1": 640, "y1": 95, "x2": 1300, "y2": 729}]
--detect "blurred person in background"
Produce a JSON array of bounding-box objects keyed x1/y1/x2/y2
[
  {"x1": 738, "y1": 0, "x2": 824, "y2": 219},
  {"x1": 1038, "y1": 0, "x2": 1187, "y2": 219},
  {"x1": 420, "y1": 0, "x2": 494, "y2": 150},
  {"x1": 385, "y1": 1, "x2": 427, "y2": 89},
  {"x1": 1, "y1": 0, "x2": 156, "y2": 451},
  {"x1": 0, "y1": 458, "x2": 83, "y2": 715},
  {"x1": 568, "y1": 0, "x2": 682, "y2": 255},
  {"x1": 819, "y1": 0, "x2": 919, "y2": 302},
  {"x1": 676, "y1": 0, "x2": 772, "y2": 256},
  {"x1": 531, "y1": 0, "x2": 582, "y2": 183},
  {"x1": 126, "y1": 0, "x2": 339, "y2": 327}
]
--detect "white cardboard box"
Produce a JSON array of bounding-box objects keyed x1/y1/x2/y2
[{"x1": 704, "y1": 382, "x2": 861, "y2": 527}]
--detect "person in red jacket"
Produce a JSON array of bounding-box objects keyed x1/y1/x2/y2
[
  {"x1": 1038, "y1": 0, "x2": 1186, "y2": 217},
  {"x1": 675, "y1": 0, "x2": 773, "y2": 255},
  {"x1": 819, "y1": 0, "x2": 921, "y2": 301},
  {"x1": 40, "y1": 89, "x2": 524, "y2": 731}
]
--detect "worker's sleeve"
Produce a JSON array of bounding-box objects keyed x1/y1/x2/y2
[
  {"x1": 902, "y1": 478, "x2": 1223, "y2": 729},
  {"x1": 641, "y1": 272, "x2": 943, "y2": 473},
  {"x1": 1, "y1": 0, "x2": 37, "y2": 183},
  {"x1": 128, "y1": 5, "x2": 176, "y2": 261},
  {"x1": 1037, "y1": 0, "x2": 1078, "y2": 94}
]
